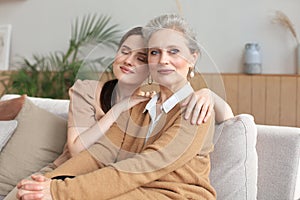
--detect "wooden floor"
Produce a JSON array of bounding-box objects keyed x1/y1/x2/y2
[{"x1": 1, "y1": 71, "x2": 300, "y2": 127}]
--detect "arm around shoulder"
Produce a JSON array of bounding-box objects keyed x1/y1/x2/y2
[{"x1": 211, "y1": 91, "x2": 234, "y2": 123}]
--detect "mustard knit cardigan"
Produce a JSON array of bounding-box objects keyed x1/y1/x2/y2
[{"x1": 46, "y1": 100, "x2": 216, "y2": 200}]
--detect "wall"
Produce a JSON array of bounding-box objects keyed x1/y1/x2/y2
[
  {"x1": 202, "y1": 74, "x2": 300, "y2": 127},
  {"x1": 0, "y1": 0, "x2": 299, "y2": 74}
]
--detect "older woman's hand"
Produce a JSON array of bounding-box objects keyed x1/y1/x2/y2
[
  {"x1": 17, "y1": 174, "x2": 52, "y2": 200},
  {"x1": 182, "y1": 88, "x2": 214, "y2": 125}
]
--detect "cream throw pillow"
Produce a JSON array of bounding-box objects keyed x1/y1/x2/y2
[
  {"x1": 0, "y1": 98, "x2": 67, "y2": 196},
  {"x1": 210, "y1": 114, "x2": 258, "y2": 200}
]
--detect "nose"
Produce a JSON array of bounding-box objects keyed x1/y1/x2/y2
[
  {"x1": 124, "y1": 54, "x2": 134, "y2": 66},
  {"x1": 159, "y1": 51, "x2": 169, "y2": 65}
]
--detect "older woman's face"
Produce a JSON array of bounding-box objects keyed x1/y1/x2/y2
[
  {"x1": 113, "y1": 35, "x2": 149, "y2": 86},
  {"x1": 147, "y1": 29, "x2": 197, "y2": 90}
]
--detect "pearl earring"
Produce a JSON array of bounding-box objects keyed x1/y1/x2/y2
[
  {"x1": 148, "y1": 75, "x2": 153, "y2": 85},
  {"x1": 189, "y1": 67, "x2": 195, "y2": 78}
]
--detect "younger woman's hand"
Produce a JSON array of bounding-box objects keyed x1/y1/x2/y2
[
  {"x1": 138, "y1": 90, "x2": 156, "y2": 98},
  {"x1": 115, "y1": 94, "x2": 150, "y2": 114},
  {"x1": 182, "y1": 88, "x2": 214, "y2": 125}
]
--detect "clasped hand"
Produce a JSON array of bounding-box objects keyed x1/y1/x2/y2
[{"x1": 17, "y1": 174, "x2": 52, "y2": 200}]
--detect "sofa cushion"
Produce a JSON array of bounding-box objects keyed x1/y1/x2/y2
[
  {"x1": 0, "y1": 97, "x2": 67, "y2": 196},
  {"x1": 0, "y1": 95, "x2": 26, "y2": 120},
  {"x1": 0, "y1": 120, "x2": 17, "y2": 151},
  {"x1": 210, "y1": 114, "x2": 258, "y2": 200}
]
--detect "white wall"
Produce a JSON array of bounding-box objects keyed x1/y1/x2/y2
[{"x1": 0, "y1": 0, "x2": 299, "y2": 74}]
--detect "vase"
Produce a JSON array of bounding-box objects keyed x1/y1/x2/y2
[
  {"x1": 244, "y1": 43, "x2": 262, "y2": 74},
  {"x1": 297, "y1": 44, "x2": 300, "y2": 74}
]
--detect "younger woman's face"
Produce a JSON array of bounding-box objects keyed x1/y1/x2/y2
[
  {"x1": 113, "y1": 35, "x2": 149, "y2": 86},
  {"x1": 147, "y1": 29, "x2": 197, "y2": 91}
]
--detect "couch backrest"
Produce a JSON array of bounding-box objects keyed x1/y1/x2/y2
[{"x1": 1, "y1": 94, "x2": 69, "y2": 120}]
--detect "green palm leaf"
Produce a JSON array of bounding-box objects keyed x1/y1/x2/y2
[
  {"x1": 71, "y1": 14, "x2": 120, "y2": 49},
  {"x1": 2, "y1": 13, "x2": 121, "y2": 99}
]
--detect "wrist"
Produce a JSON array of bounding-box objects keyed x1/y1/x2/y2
[{"x1": 110, "y1": 104, "x2": 123, "y2": 119}]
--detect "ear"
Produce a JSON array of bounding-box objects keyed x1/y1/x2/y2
[{"x1": 191, "y1": 52, "x2": 199, "y2": 66}]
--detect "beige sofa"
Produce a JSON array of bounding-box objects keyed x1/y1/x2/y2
[{"x1": 0, "y1": 94, "x2": 299, "y2": 200}]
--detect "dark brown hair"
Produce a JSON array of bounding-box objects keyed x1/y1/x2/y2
[
  {"x1": 117, "y1": 26, "x2": 143, "y2": 50},
  {"x1": 100, "y1": 79, "x2": 118, "y2": 113}
]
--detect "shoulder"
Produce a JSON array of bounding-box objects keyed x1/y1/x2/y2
[
  {"x1": 69, "y1": 80, "x2": 105, "y2": 100},
  {"x1": 70, "y1": 79, "x2": 105, "y2": 94}
]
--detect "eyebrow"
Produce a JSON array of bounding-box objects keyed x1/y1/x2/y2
[
  {"x1": 149, "y1": 45, "x2": 180, "y2": 49},
  {"x1": 167, "y1": 45, "x2": 180, "y2": 49},
  {"x1": 122, "y1": 45, "x2": 131, "y2": 50}
]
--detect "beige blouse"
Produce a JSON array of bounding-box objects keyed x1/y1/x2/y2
[{"x1": 53, "y1": 80, "x2": 105, "y2": 167}]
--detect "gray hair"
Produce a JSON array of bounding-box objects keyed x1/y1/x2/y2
[{"x1": 142, "y1": 13, "x2": 200, "y2": 54}]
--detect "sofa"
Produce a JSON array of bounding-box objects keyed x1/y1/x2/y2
[{"x1": 0, "y1": 94, "x2": 299, "y2": 200}]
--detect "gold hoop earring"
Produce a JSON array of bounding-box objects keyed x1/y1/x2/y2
[{"x1": 148, "y1": 75, "x2": 153, "y2": 85}]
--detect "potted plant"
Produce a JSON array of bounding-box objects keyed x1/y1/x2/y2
[{"x1": 1, "y1": 14, "x2": 120, "y2": 99}]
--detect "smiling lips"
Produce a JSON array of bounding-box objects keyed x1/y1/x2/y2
[
  {"x1": 120, "y1": 66, "x2": 134, "y2": 74},
  {"x1": 157, "y1": 69, "x2": 175, "y2": 75}
]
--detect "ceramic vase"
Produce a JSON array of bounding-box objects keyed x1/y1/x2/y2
[{"x1": 244, "y1": 43, "x2": 262, "y2": 74}]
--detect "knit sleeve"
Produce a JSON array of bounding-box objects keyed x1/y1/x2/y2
[
  {"x1": 50, "y1": 112, "x2": 215, "y2": 200},
  {"x1": 45, "y1": 150, "x2": 103, "y2": 179},
  {"x1": 68, "y1": 80, "x2": 105, "y2": 129}
]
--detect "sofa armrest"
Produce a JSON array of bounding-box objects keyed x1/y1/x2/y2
[{"x1": 256, "y1": 125, "x2": 300, "y2": 200}]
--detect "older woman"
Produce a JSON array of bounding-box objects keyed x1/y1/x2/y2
[{"x1": 16, "y1": 14, "x2": 224, "y2": 200}]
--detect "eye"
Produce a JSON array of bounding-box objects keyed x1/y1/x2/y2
[
  {"x1": 121, "y1": 48, "x2": 130, "y2": 55},
  {"x1": 169, "y1": 49, "x2": 179, "y2": 54},
  {"x1": 137, "y1": 56, "x2": 147, "y2": 63},
  {"x1": 121, "y1": 50, "x2": 129, "y2": 55},
  {"x1": 150, "y1": 50, "x2": 160, "y2": 55}
]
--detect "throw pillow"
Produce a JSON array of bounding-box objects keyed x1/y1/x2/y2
[
  {"x1": 210, "y1": 114, "x2": 258, "y2": 200},
  {"x1": 0, "y1": 120, "x2": 17, "y2": 151},
  {"x1": 0, "y1": 95, "x2": 26, "y2": 120},
  {"x1": 1, "y1": 94, "x2": 70, "y2": 120},
  {"x1": 0, "y1": 98, "x2": 67, "y2": 196}
]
